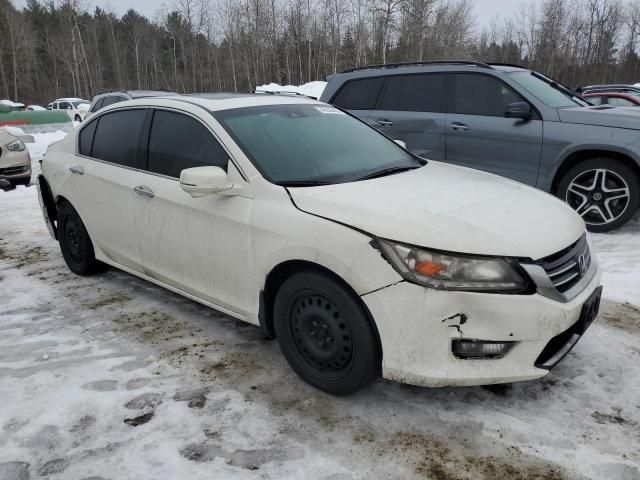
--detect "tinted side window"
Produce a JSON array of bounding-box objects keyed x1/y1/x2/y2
[
  {"x1": 79, "y1": 120, "x2": 97, "y2": 156},
  {"x1": 92, "y1": 110, "x2": 146, "y2": 168},
  {"x1": 147, "y1": 110, "x2": 228, "y2": 178},
  {"x1": 609, "y1": 97, "x2": 635, "y2": 107},
  {"x1": 59, "y1": 101, "x2": 72, "y2": 110},
  {"x1": 377, "y1": 74, "x2": 447, "y2": 112},
  {"x1": 453, "y1": 74, "x2": 525, "y2": 117},
  {"x1": 587, "y1": 96, "x2": 605, "y2": 105},
  {"x1": 90, "y1": 97, "x2": 105, "y2": 113},
  {"x1": 332, "y1": 78, "x2": 384, "y2": 110}
]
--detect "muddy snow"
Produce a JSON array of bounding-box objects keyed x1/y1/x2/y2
[{"x1": 0, "y1": 130, "x2": 639, "y2": 479}]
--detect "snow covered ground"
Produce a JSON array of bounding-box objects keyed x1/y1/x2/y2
[{"x1": 0, "y1": 130, "x2": 639, "y2": 480}]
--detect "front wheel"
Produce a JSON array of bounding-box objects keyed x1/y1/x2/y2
[
  {"x1": 273, "y1": 271, "x2": 381, "y2": 395},
  {"x1": 558, "y1": 158, "x2": 639, "y2": 232}
]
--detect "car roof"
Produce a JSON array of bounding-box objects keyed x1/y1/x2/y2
[
  {"x1": 581, "y1": 84, "x2": 639, "y2": 89},
  {"x1": 103, "y1": 93, "x2": 322, "y2": 112},
  {"x1": 56, "y1": 98, "x2": 87, "y2": 102},
  {"x1": 329, "y1": 61, "x2": 529, "y2": 81}
]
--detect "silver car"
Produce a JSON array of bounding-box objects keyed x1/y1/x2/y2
[{"x1": 0, "y1": 130, "x2": 31, "y2": 186}]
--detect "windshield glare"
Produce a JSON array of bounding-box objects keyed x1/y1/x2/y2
[
  {"x1": 507, "y1": 72, "x2": 587, "y2": 108},
  {"x1": 215, "y1": 104, "x2": 421, "y2": 185}
]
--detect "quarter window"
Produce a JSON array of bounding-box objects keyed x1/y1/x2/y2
[
  {"x1": 91, "y1": 109, "x2": 147, "y2": 168},
  {"x1": 332, "y1": 77, "x2": 384, "y2": 110},
  {"x1": 147, "y1": 110, "x2": 228, "y2": 178},
  {"x1": 453, "y1": 74, "x2": 525, "y2": 117},
  {"x1": 79, "y1": 120, "x2": 97, "y2": 156}
]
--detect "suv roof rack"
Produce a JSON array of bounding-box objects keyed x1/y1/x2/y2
[
  {"x1": 488, "y1": 62, "x2": 530, "y2": 69},
  {"x1": 341, "y1": 60, "x2": 493, "y2": 73},
  {"x1": 253, "y1": 90, "x2": 317, "y2": 99}
]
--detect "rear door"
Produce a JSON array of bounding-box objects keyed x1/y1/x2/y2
[
  {"x1": 132, "y1": 108, "x2": 253, "y2": 316},
  {"x1": 331, "y1": 77, "x2": 384, "y2": 122},
  {"x1": 70, "y1": 108, "x2": 147, "y2": 270},
  {"x1": 368, "y1": 73, "x2": 449, "y2": 160},
  {"x1": 445, "y1": 73, "x2": 543, "y2": 186}
]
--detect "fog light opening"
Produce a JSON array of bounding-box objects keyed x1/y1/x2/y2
[{"x1": 452, "y1": 340, "x2": 515, "y2": 359}]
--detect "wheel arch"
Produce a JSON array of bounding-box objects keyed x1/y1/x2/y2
[
  {"x1": 551, "y1": 148, "x2": 640, "y2": 194},
  {"x1": 258, "y1": 260, "x2": 383, "y2": 359}
]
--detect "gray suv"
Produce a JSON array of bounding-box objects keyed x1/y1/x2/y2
[{"x1": 321, "y1": 61, "x2": 640, "y2": 232}]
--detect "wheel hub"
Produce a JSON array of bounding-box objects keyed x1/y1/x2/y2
[
  {"x1": 565, "y1": 168, "x2": 630, "y2": 225},
  {"x1": 291, "y1": 294, "x2": 353, "y2": 372}
]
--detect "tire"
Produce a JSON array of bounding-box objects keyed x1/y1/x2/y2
[
  {"x1": 74, "y1": 114, "x2": 81, "y2": 122},
  {"x1": 57, "y1": 201, "x2": 104, "y2": 275},
  {"x1": 557, "y1": 158, "x2": 640, "y2": 233},
  {"x1": 273, "y1": 270, "x2": 380, "y2": 395}
]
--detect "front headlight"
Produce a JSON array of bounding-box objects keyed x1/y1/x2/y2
[
  {"x1": 6, "y1": 139, "x2": 26, "y2": 152},
  {"x1": 375, "y1": 239, "x2": 529, "y2": 293}
]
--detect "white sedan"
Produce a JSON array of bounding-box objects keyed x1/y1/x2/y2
[{"x1": 37, "y1": 94, "x2": 602, "y2": 394}]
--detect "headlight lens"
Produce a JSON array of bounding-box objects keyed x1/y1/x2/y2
[
  {"x1": 6, "y1": 139, "x2": 26, "y2": 152},
  {"x1": 376, "y1": 239, "x2": 528, "y2": 292}
]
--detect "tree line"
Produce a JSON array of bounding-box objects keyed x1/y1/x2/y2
[{"x1": 2, "y1": 0, "x2": 640, "y2": 105}]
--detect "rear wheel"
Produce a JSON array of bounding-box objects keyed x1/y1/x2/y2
[
  {"x1": 74, "y1": 114, "x2": 82, "y2": 122},
  {"x1": 273, "y1": 271, "x2": 380, "y2": 395},
  {"x1": 57, "y1": 201, "x2": 104, "y2": 275},
  {"x1": 558, "y1": 158, "x2": 639, "y2": 232}
]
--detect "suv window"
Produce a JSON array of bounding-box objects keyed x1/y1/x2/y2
[
  {"x1": 79, "y1": 120, "x2": 97, "y2": 156},
  {"x1": 147, "y1": 110, "x2": 228, "y2": 178},
  {"x1": 59, "y1": 101, "x2": 72, "y2": 110},
  {"x1": 91, "y1": 109, "x2": 147, "y2": 168},
  {"x1": 608, "y1": 97, "x2": 635, "y2": 107},
  {"x1": 332, "y1": 77, "x2": 383, "y2": 110},
  {"x1": 102, "y1": 95, "x2": 126, "y2": 108},
  {"x1": 453, "y1": 74, "x2": 524, "y2": 117},
  {"x1": 377, "y1": 74, "x2": 447, "y2": 112}
]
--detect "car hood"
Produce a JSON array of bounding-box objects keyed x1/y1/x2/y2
[
  {"x1": 288, "y1": 162, "x2": 584, "y2": 261},
  {"x1": 559, "y1": 105, "x2": 640, "y2": 129}
]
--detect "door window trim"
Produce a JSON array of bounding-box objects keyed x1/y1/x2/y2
[
  {"x1": 450, "y1": 72, "x2": 541, "y2": 120},
  {"x1": 75, "y1": 106, "x2": 151, "y2": 172},
  {"x1": 139, "y1": 106, "x2": 249, "y2": 183}
]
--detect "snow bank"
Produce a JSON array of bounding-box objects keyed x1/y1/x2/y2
[
  {"x1": 255, "y1": 81, "x2": 327, "y2": 100},
  {"x1": 0, "y1": 99, "x2": 25, "y2": 108}
]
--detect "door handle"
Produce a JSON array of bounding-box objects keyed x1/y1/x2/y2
[
  {"x1": 133, "y1": 185, "x2": 155, "y2": 198},
  {"x1": 376, "y1": 119, "x2": 394, "y2": 127},
  {"x1": 450, "y1": 122, "x2": 469, "y2": 132},
  {"x1": 69, "y1": 165, "x2": 84, "y2": 175}
]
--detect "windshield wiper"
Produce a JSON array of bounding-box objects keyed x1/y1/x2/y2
[
  {"x1": 277, "y1": 180, "x2": 334, "y2": 187},
  {"x1": 353, "y1": 165, "x2": 421, "y2": 182}
]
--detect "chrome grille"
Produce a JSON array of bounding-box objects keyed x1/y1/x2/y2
[{"x1": 537, "y1": 235, "x2": 591, "y2": 293}]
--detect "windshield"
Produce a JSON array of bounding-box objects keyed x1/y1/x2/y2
[
  {"x1": 71, "y1": 101, "x2": 89, "y2": 108},
  {"x1": 215, "y1": 104, "x2": 422, "y2": 185},
  {"x1": 507, "y1": 71, "x2": 588, "y2": 108}
]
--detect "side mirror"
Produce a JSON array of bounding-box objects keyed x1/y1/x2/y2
[
  {"x1": 394, "y1": 139, "x2": 407, "y2": 149},
  {"x1": 180, "y1": 166, "x2": 232, "y2": 198},
  {"x1": 505, "y1": 101, "x2": 532, "y2": 120}
]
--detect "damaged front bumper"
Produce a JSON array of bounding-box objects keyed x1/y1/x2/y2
[{"x1": 361, "y1": 265, "x2": 602, "y2": 387}]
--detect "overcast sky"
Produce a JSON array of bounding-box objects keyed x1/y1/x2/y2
[{"x1": 10, "y1": 0, "x2": 532, "y2": 29}]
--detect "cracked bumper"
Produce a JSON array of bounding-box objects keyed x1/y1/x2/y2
[{"x1": 361, "y1": 266, "x2": 602, "y2": 387}]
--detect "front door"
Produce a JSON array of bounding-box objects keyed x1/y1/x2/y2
[
  {"x1": 132, "y1": 109, "x2": 253, "y2": 317},
  {"x1": 445, "y1": 73, "x2": 543, "y2": 186},
  {"x1": 368, "y1": 73, "x2": 449, "y2": 161}
]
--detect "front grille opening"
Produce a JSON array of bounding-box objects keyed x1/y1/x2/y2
[{"x1": 0, "y1": 165, "x2": 28, "y2": 175}]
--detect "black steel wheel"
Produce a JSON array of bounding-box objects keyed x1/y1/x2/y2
[
  {"x1": 57, "y1": 200, "x2": 104, "y2": 275},
  {"x1": 274, "y1": 270, "x2": 380, "y2": 395},
  {"x1": 558, "y1": 158, "x2": 639, "y2": 232}
]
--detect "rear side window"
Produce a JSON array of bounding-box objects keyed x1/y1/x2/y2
[
  {"x1": 79, "y1": 120, "x2": 97, "y2": 156},
  {"x1": 453, "y1": 74, "x2": 524, "y2": 117},
  {"x1": 91, "y1": 109, "x2": 147, "y2": 168},
  {"x1": 332, "y1": 77, "x2": 383, "y2": 110},
  {"x1": 377, "y1": 74, "x2": 447, "y2": 112},
  {"x1": 90, "y1": 97, "x2": 105, "y2": 113},
  {"x1": 102, "y1": 95, "x2": 126, "y2": 107},
  {"x1": 147, "y1": 110, "x2": 229, "y2": 178}
]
